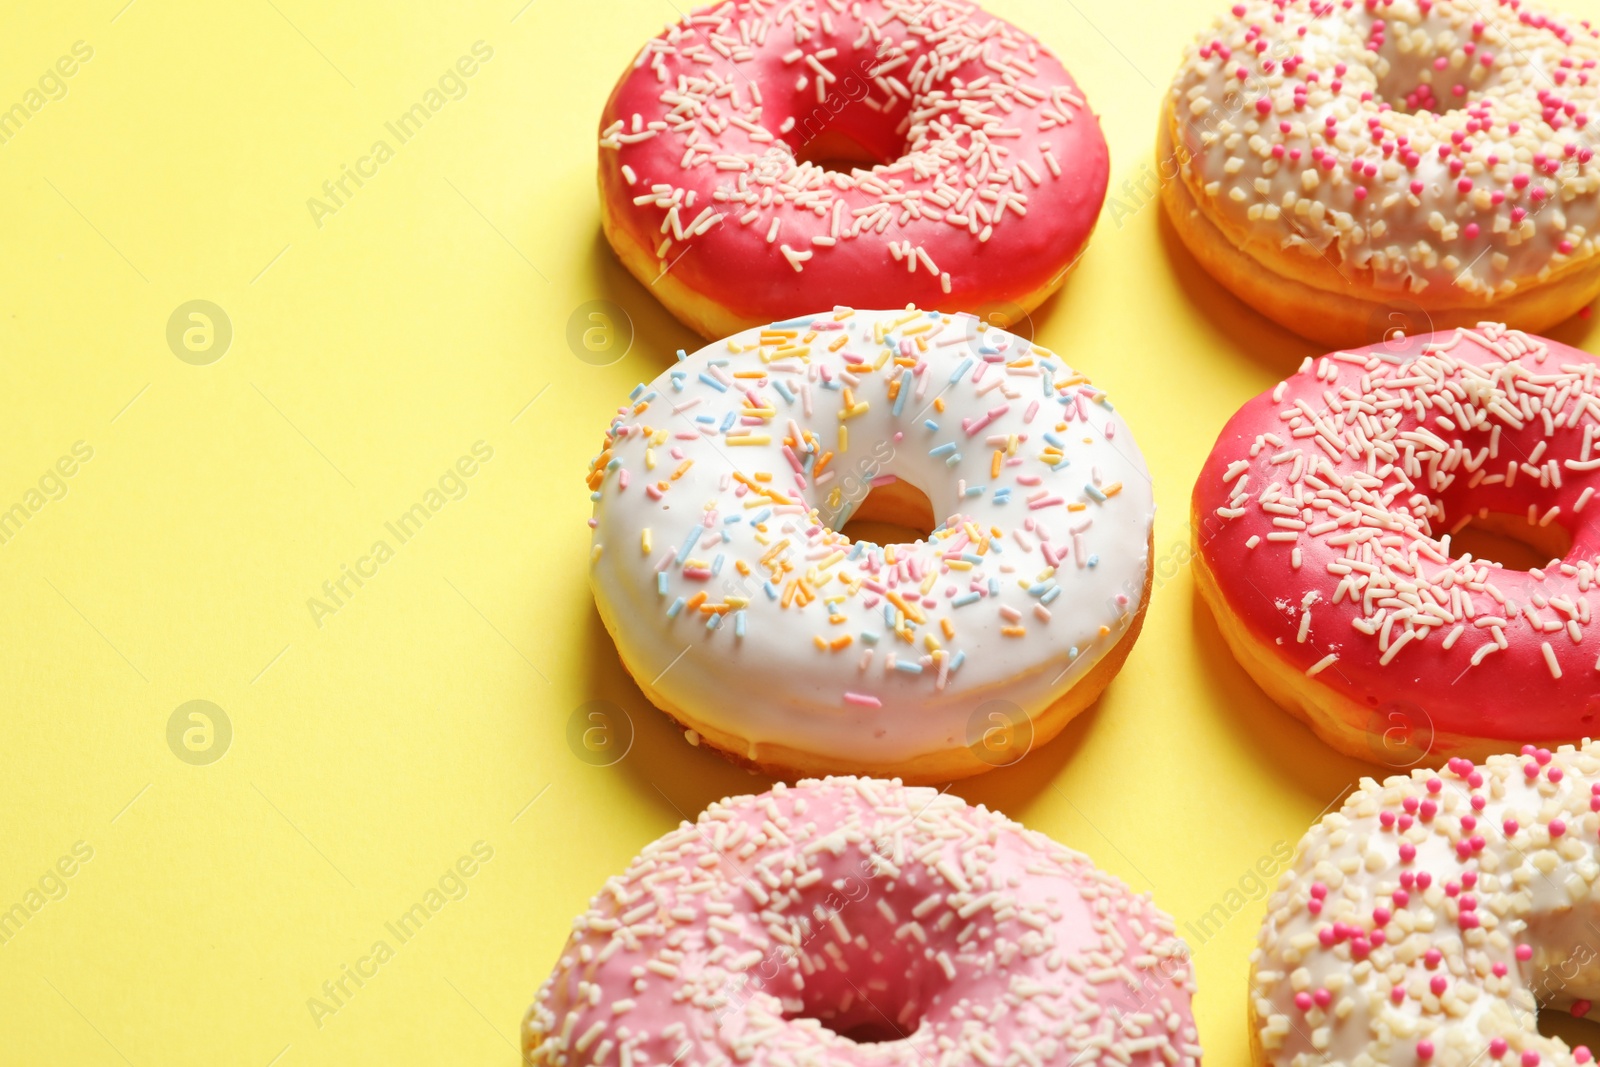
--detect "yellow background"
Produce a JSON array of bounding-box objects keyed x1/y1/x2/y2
[{"x1": 7, "y1": 0, "x2": 1600, "y2": 1063}]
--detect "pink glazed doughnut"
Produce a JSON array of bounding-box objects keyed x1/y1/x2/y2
[
  {"x1": 523, "y1": 778, "x2": 1202, "y2": 1067},
  {"x1": 599, "y1": 0, "x2": 1110, "y2": 339}
]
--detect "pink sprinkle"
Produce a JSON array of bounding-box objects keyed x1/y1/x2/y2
[
  {"x1": 1552, "y1": 819, "x2": 1567, "y2": 837},
  {"x1": 1294, "y1": 991, "x2": 1312, "y2": 1011},
  {"x1": 1517, "y1": 944, "x2": 1534, "y2": 961},
  {"x1": 1418, "y1": 1041, "x2": 1435, "y2": 1061},
  {"x1": 1576, "y1": 1000, "x2": 1593, "y2": 1019},
  {"x1": 1490, "y1": 1038, "x2": 1509, "y2": 1059},
  {"x1": 1523, "y1": 1052, "x2": 1540, "y2": 1067},
  {"x1": 1504, "y1": 819, "x2": 1520, "y2": 836},
  {"x1": 1391, "y1": 986, "x2": 1406, "y2": 1004},
  {"x1": 842, "y1": 692, "x2": 881, "y2": 708}
]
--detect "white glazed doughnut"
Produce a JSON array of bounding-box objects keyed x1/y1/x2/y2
[
  {"x1": 1251, "y1": 741, "x2": 1600, "y2": 1067},
  {"x1": 585, "y1": 307, "x2": 1155, "y2": 782},
  {"x1": 524, "y1": 777, "x2": 1203, "y2": 1067},
  {"x1": 1162, "y1": 0, "x2": 1600, "y2": 347}
]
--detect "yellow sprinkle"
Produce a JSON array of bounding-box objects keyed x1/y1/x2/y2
[
  {"x1": 641, "y1": 529, "x2": 652, "y2": 555},
  {"x1": 1103, "y1": 482, "x2": 1123, "y2": 497},
  {"x1": 590, "y1": 545, "x2": 603, "y2": 564},
  {"x1": 829, "y1": 334, "x2": 850, "y2": 352},
  {"x1": 839, "y1": 424, "x2": 849, "y2": 451},
  {"x1": 924, "y1": 632, "x2": 942, "y2": 652},
  {"x1": 727, "y1": 435, "x2": 771, "y2": 445},
  {"x1": 819, "y1": 551, "x2": 845, "y2": 571}
]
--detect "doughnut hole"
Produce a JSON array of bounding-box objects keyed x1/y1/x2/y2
[
  {"x1": 837, "y1": 477, "x2": 937, "y2": 548},
  {"x1": 792, "y1": 127, "x2": 890, "y2": 175},
  {"x1": 781, "y1": 57, "x2": 905, "y2": 175},
  {"x1": 775, "y1": 883, "x2": 952, "y2": 1044},
  {"x1": 1444, "y1": 510, "x2": 1574, "y2": 572},
  {"x1": 1361, "y1": 18, "x2": 1500, "y2": 116}
]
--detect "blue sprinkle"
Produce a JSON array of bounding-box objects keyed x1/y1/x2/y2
[
  {"x1": 1088, "y1": 554, "x2": 1100, "y2": 567},
  {"x1": 751, "y1": 508, "x2": 772, "y2": 524},
  {"x1": 721, "y1": 529, "x2": 731, "y2": 543},
  {"x1": 950, "y1": 358, "x2": 974, "y2": 383},
  {"x1": 893, "y1": 659, "x2": 923, "y2": 675},
  {"x1": 606, "y1": 457, "x2": 621, "y2": 471},
  {"x1": 773, "y1": 380, "x2": 796, "y2": 404},
  {"x1": 945, "y1": 454, "x2": 962, "y2": 467},
  {"x1": 1028, "y1": 582, "x2": 1050, "y2": 596},
  {"x1": 949, "y1": 650, "x2": 966, "y2": 673},
  {"x1": 770, "y1": 315, "x2": 815, "y2": 329},
  {"x1": 667, "y1": 596, "x2": 686, "y2": 618},
  {"x1": 712, "y1": 553, "x2": 725, "y2": 575},
  {"x1": 988, "y1": 577, "x2": 1000, "y2": 596},
  {"x1": 952, "y1": 591, "x2": 981, "y2": 607},
  {"x1": 676, "y1": 349, "x2": 689, "y2": 361},
  {"x1": 892, "y1": 369, "x2": 912, "y2": 417},
  {"x1": 961, "y1": 552, "x2": 983, "y2": 565},
  {"x1": 763, "y1": 581, "x2": 779, "y2": 600},
  {"x1": 819, "y1": 378, "x2": 840, "y2": 391},
  {"x1": 695, "y1": 413, "x2": 716, "y2": 424},
  {"x1": 987, "y1": 538, "x2": 1002, "y2": 554},
  {"x1": 1068, "y1": 646, "x2": 1080, "y2": 659},
  {"x1": 1041, "y1": 586, "x2": 1062, "y2": 605},
  {"x1": 848, "y1": 542, "x2": 864, "y2": 559},
  {"x1": 924, "y1": 419, "x2": 940, "y2": 431},
  {"x1": 964, "y1": 485, "x2": 985, "y2": 497},
  {"x1": 1085, "y1": 484, "x2": 1107, "y2": 503},
  {"x1": 677, "y1": 528, "x2": 700, "y2": 565},
  {"x1": 590, "y1": 491, "x2": 602, "y2": 501},
  {"x1": 720, "y1": 411, "x2": 736, "y2": 433},
  {"x1": 629, "y1": 383, "x2": 646, "y2": 400},
  {"x1": 723, "y1": 514, "x2": 742, "y2": 524},
  {"x1": 884, "y1": 604, "x2": 897, "y2": 628},
  {"x1": 1050, "y1": 458, "x2": 1071, "y2": 472},
  {"x1": 706, "y1": 612, "x2": 722, "y2": 631},
  {"x1": 1043, "y1": 432, "x2": 1065, "y2": 449},
  {"x1": 697, "y1": 372, "x2": 728, "y2": 392},
  {"x1": 734, "y1": 611, "x2": 746, "y2": 638},
  {"x1": 860, "y1": 632, "x2": 880, "y2": 646},
  {"x1": 994, "y1": 488, "x2": 1011, "y2": 503},
  {"x1": 929, "y1": 442, "x2": 957, "y2": 457}
]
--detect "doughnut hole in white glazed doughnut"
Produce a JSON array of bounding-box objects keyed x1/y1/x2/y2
[
  {"x1": 1162, "y1": 0, "x2": 1600, "y2": 348},
  {"x1": 584, "y1": 308, "x2": 1156, "y2": 783}
]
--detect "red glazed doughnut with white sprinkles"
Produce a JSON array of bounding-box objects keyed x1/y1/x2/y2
[
  {"x1": 1194, "y1": 324, "x2": 1600, "y2": 761},
  {"x1": 599, "y1": 0, "x2": 1109, "y2": 339},
  {"x1": 1252, "y1": 743, "x2": 1600, "y2": 1067},
  {"x1": 1162, "y1": 0, "x2": 1600, "y2": 348},
  {"x1": 524, "y1": 777, "x2": 1202, "y2": 1067}
]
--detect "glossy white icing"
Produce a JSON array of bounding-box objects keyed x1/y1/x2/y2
[{"x1": 585, "y1": 308, "x2": 1154, "y2": 766}]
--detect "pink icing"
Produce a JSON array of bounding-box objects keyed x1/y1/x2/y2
[
  {"x1": 523, "y1": 778, "x2": 1200, "y2": 1067},
  {"x1": 599, "y1": 0, "x2": 1109, "y2": 323},
  {"x1": 1194, "y1": 324, "x2": 1600, "y2": 744}
]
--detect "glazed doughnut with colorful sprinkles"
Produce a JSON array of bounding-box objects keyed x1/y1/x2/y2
[
  {"x1": 598, "y1": 0, "x2": 1109, "y2": 339},
  {"x1": 1193, "y1": 324, "x2": 1600, "y2": 762},
  {"x1": 585, "y1": 307, "x2": 1154, "y2": 783},
  {"x1": 1251, "y1": 742, "x2": 1600, "y2": 1067},
  {"x1": 524, "y1": 777, "x2": 1203, "y2": 1067},
  {"x1": 1162, "y1": 0, "x2": 1600, "y2": 348}
]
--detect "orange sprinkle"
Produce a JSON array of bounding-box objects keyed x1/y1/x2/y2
[
  {"x1": 686, "y1": 591, "x2": 708, "y2": 613},
  {"x1": 1001, "y1": 626, "x2": 1026, "y2": 638},
  {"x1": 941, "y1": 618, "x2": 955, "y2": 640},
  {"x1": 829, "y1": 635, "x2": 853, "y2": 651},
  {"x1": 991, "y1": 450, "x2": 1003, "y2": 478}
]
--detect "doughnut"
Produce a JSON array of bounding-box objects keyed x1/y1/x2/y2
[
  {"x1": 1251, "y1": 742, "x2": 1600, "y2": 1067},
  {"x1": 585, "y1": 307, "x2": 1155, "y2": 783},
  {"x1": 599, "y1": 0, "x2": 1109, "y2": 340},
  {"x1": 524, "y1": 776, "x2": 1203, "y2": 1067},
  {"x1": 1193, "y1": 323, "x2": 1600, "y2": 763},
  {"x1": 1161, "y1": 0, "x2": 1600, "y2": 348}
]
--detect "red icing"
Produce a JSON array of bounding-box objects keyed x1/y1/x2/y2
[
  {"x1": 1194, "y1": 326, "x2": 1600, "y2": 743},
  {"x1": 599, "y1": 0, "x2": 1108, "y2": 322}
]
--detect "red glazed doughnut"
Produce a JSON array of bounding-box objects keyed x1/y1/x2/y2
[
  {"x1": 599, "y1": 0, "x2": 1109, "y2": 339},
  {"x1": 1193, "y1": 324, "x2": 1600, "y2": 762}
]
